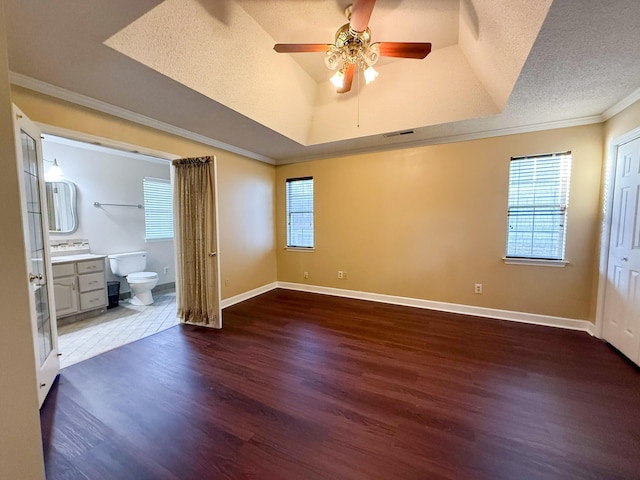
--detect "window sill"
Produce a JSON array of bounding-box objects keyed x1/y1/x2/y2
[
  {"x1": 502, "y1": 257, "x2": 568, "y2": 267},
  {"x1": 145, "y1": 237, "x2": 174, "y2": 243},
  {"x1": 285, "y1": 247, "x2": 315, "y2": 252}
]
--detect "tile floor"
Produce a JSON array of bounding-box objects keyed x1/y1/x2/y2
[{"x1": 57, "y1": 289, "x2": 178, "y2": 368}]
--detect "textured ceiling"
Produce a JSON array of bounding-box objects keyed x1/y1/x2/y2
[
  {"x1": 103, "y1": 0, "x2": 548, "y2": 146},
  {"x1": 6, "y1": 0, "x2": 640, "y2": 164}
]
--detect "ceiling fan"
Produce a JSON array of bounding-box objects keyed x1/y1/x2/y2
[{"x1": 274, "y1": 0, "x2": 432, "y2": 94}]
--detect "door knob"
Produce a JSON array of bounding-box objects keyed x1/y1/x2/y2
[
  {"x1": 28, "y1": 273, "x2": 43, "y2": 282},
  {"x1": 622, "y1": 257, "x2": 629, "y2": 262}
]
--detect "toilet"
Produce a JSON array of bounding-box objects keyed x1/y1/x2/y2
[{"x1": 108, "y1": 251, "x2": 159, "y2": 306}]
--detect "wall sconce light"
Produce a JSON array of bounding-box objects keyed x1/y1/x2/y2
[{"x1": 44, "y1": 158, "x2": 64, "y2": 181}]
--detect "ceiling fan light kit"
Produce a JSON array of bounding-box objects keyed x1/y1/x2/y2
[
  {"x1": 274, "y1": 0, "x2": 431, "y2": 94},
  {"x1": 323, "y1": 25, "x2": 380, "y2": 89}
]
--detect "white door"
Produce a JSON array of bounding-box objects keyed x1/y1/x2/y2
[
  {"x1": 602, "y1": 136, "x2": 640, "y2": 366},
  {"x1": 13, "y1": 105, "x2": 60, "y2": 406}
]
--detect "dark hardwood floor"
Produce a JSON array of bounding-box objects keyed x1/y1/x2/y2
[{"x1": 41, "y1": 289, "x2": 640, "y2": 480}]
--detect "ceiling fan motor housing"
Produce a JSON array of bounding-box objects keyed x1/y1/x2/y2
[{"x1": 330, "y1": 23, "x2": 378, "y2": 70}]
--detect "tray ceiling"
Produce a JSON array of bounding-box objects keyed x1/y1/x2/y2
[{"x1": 6, "y1": 0, "x2": 640, "y2": 163}]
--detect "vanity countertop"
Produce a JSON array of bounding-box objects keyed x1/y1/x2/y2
[{"x1": 51, "y1": 253, "x2": 107, "y2": 264}]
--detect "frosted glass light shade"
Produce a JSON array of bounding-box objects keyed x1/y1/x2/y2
[
  {"x1": 364, "y1": 66, "x2": 378, "y2": 84},
  {"x1": 330, "y1": 70, "x2": 345, "y2": 88}
]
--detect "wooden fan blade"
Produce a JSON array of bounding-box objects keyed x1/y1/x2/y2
[
  {"x1": 274, "y1": 44, "x2": 330, "y2": 53},
  {"x1": 377, "y1": 42, "x2": 432, "y2": 59},
  {"x1": 350, "y1": 0, "x2": 376, "y2": 33},
  {"x1": 338, "y1": 64, "x2": 355, "y2": 94}
]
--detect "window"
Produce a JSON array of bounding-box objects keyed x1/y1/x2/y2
[
  {"x1": 286, "y1": 177, "x2": 314, "y2": 248},
  {"x1": 506, "y1": 152, "x2": 572, "y2": 261},
  {"x1": 143, "y1": 177, "x2": 173, "y2": 240}
]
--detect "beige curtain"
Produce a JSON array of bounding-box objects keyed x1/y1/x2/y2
[{"x1": 172, "y1": 156, "x2": 220, "y2": 328}]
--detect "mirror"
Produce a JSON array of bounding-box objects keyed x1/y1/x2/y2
[{"x1": 45, "y1": 180, "x2": 78, "y2": 234}]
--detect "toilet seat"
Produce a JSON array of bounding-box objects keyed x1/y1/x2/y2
[{"x1": 127, "y1": 271, "x2": 159, "y2": 283}]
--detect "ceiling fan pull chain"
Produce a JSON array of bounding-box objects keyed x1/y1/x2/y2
[{"x1": 357, "y1": 65, "x2": 361, "y2": 128}]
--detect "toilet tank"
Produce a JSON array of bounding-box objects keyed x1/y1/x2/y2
[{"x1": 108, "y1": 251, "x2": 147, "y2": 276}]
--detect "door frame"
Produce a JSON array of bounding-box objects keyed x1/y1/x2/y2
[
  {"x1": 38, "y1": 124, "x2": 182, "y2": 164},
  {"x1": 36, "y1": 124, "x2": 223, "y2": 326},
  {"x1": 38, "y1": 124, "x2": 180, "y2": 322},
  {"x1": 213, "y1": 155, "x2": 222, "y2": 326},
  {"x1": 595, "y1": 125, "x2": 640, "y2": 338}
]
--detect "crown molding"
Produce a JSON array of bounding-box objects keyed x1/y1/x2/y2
[
  {"x1": 288, "y1": 87, "x2": 640, "y2": 165},
  {"x1": 424, "y1": 115, "x2": 605, "y2": 145},
  {"x1": 13, "y1": 71, "x2": 639, "y2": 167},
  {"x1": 277, "y1": 114, "x2": 604, "y2": 165},
  {"x1": 601, "y1": 85, "x2": 640, "y2": 121},
  {"x1": 9, "y1": 72, "x2": 275, "y2": 165}
]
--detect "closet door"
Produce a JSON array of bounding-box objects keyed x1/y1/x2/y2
[
  {"x1": 602, "y1": 136, "x2": 640, "y2": 366},
  {"x1": 13, "y1": 105, "x2": 60, "y2": 407}
]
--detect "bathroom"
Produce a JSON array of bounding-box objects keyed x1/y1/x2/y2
[{"x1": 42, "y1": 134, "x2": 177, "y2": 365}]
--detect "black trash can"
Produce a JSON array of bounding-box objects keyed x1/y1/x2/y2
[{"x1": 107, "y1": 281, "x2": 120, "y2": 308}]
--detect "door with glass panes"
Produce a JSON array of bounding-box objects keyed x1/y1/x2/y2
[{"x1": 13, "y1": 104, "x2": 59, "y2": 407}]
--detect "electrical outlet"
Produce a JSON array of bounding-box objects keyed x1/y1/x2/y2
[
  {"x1": 343, "y1": 271, "x2": 348, "y2": 280},
  {"x1": 337, "y1": 270, "x2": 344, "y2": 279},
  {"x1": 225, "y1": 278, "x2": 230, "y2": 286},
  {"x1": 304, "y1": 271, "x2": 309, "y2": 279},
  {"x1": 163, "y1": 266, "x2": 169, "y2": 274},
  {"x1": 474, "y1": 283, "x2": 483, "y2": 294}
]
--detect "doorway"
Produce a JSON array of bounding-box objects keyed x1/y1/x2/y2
[
  {"x1": 597, "y1": 126, "x2": 640, "y2": 366},
  {"x1": 40, "y1": 131, "x2": 180, "y2": 366}
]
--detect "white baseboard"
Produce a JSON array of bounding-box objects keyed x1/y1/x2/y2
[
  {"x1": 277, "y1": 282, "x2": 595, "y2": 335},
  {"x1": 219, "y1": 280, "x2": 595, "y2": 334},
  {"x1": 220, "y1": 282, "x2": 278, "y2": 309}
]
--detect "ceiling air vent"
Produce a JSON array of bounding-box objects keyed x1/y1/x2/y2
[{"x1": 383, "y1": 129, "x2": 415, "y2": 138}]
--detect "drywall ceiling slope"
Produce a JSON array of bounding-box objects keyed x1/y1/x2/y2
[
  {"x1": 6, "y1": 0, "x2": 307, "y2": 161},
  {"x1": 308, "y1": 45, "x2": 499, "y2": 145},
  {"x1": 104, "y1": 0, "x2": 546, "y2": 146},
  {"x1": 105, "y1": 0, "x2": 316, "y2": 146},
  {"x1": 236, "y1": 0, "x2": 460, "y2": 83},
  {"x1": 459, "y1": 0, "x2": 553, "y2": 110}
]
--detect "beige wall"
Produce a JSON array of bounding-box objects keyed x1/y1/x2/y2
[
  {"x1": 0, "y1": 1, "x2": 46, "y2": 478},
  {"x1": 3, "y1": 73, "x2": 276, "y2": 480},
  {"x1": 11, "y1": 86, "x2": 277, "y2": 300},
  {"x1": 277, "y1": 124, "x2": 604, "y2": 321},
  {"x1": 217, "y1": 154, "x2": 276, "y2": 298}
]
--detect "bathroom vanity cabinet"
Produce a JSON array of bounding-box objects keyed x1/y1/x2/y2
[{"x1": 52, "y1": 255, "x2": 108, "y2": 319}]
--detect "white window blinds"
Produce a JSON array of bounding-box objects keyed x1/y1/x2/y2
[
  {"x1": 506, "y1": 152, "x2": 572, "y2": 260},
  {"x1": 286, "y1": 177, "x2": 314, "y2": 248},
  {"x1": 143, "y1": 177, "x2": 174, "y2": 240}
]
